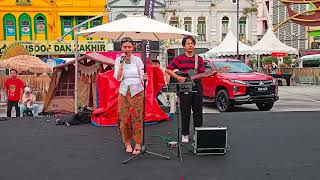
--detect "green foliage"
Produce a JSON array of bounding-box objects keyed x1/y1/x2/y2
[
  {"x1": 243, "y1": 6, "x2": 258, "y2": 17},
  {"x1": 262, "y1": 56, "x2": 277, "y2": 64},
  {"x1": 283, "y1": 56, "x2": 293, "y2": 65},
  {"x1": 251, "y1": 58, "x2": 257, "y2": 64}
]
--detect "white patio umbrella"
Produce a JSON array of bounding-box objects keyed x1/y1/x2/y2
[{"x1": 78, "y1": 15, "x2": 197, "y2": 40}]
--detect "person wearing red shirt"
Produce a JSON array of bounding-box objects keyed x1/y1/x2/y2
[
  {"x1": 5, "y1": 69, "x2": 24, "y2": 117},
  {"x1": 165, "y1": 36, "x2": 211, "y2": 143}
]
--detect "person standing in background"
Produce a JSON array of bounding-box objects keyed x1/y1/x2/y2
[{"x1": 5, "y1": 69, "x2": 24, "y2": 117}]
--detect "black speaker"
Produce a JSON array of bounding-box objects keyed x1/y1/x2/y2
[{"x1": 193, "y1": 127, "x2": 228, "y2": 155}]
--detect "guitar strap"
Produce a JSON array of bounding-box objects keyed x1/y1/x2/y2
[{"x1": 194, "y1": 54, "x2": 198, "y2": 73}]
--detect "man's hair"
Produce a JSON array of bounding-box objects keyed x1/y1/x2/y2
[
  {"x1": 121, "y1": 37, "x2": 134, "y2": 46},
  {"x1": 182, "y1": 36, "x2": 196, "y2": 46},
  {"x1": 10, "y1": 69, "x2": 18, "y2": 73}
]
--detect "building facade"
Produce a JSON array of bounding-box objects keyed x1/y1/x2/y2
[
  {"x1": 256, "y1": 0, "x2": 271, "y2": 40},
  {"x1": 163, "y1": 0, "x2": 258, "y2": 64},
  {"x1": 107, "y1": 0, "x2": 167, "y2": 63},
  {"x1": 108, "y1": 0, "x2": 258, "y2": 65},
  {"x1": 0, "y1": 0, "x2": 108, "y2": 58},
  {"x1": 272, "y1": 1, "x2": 307, "y2": 51}
]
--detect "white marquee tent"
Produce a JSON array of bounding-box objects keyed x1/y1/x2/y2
[
  {"x1": 205, "y1": 30, "x2": 255, "y2": 57},
  {"x1": 252, "y1": 27, "x2": 299, "y2": 55}
]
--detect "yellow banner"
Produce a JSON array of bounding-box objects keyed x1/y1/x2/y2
[{"x1": 0, "y1": 40, "x2": 112, "y2": 55}]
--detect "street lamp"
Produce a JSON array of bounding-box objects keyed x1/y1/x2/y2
[
  {"x1": 236, "y1": 0, "x2": 239, "y2": 59},
  {"x1": 57, "y1": 10, "x2": 121, "y2": 113}
]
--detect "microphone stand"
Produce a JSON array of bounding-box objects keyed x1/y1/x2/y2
[{"x1": 122, "y1": 61, "x2": 170, "y2": 164}]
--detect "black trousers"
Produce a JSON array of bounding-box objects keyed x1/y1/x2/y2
[
  {"x1": 7, "y1": 100, "x2": 20, "y2": 117},
  {"x1": 179, "y1": 80, "x2": 203, "y2": 136}
]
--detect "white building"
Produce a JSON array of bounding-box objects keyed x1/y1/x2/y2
[
  {"x1": 107, "y1": 0, "x2": 258, "y2": 64},
  {"x1": 107, "y1": 0, "x2": 166, "y2": 22},
  {"x1": 256, "y1": 0, "x2": 271, "y2": 40},
  {"x1": 163, "y1": 0, "x2": 257, "y2": 48}
]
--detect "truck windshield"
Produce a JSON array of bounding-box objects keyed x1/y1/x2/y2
[{"x1": 213, "y1": 61, "x2": 253, "y2": 73}]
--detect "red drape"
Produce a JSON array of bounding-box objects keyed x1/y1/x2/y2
[{"x1": 91, "y1": 65, "x2": 169, "y2": 126}]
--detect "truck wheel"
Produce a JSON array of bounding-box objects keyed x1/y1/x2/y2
[
  {"x1": 256, "y1": 101, "x2": 274, "y2": 111},
  {"x1": 216, "y1": 89, "x2": 231, "y2": 112}
]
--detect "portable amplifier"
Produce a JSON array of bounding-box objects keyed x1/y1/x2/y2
[{"x1": 193, "y1": 126, "x2": 228, "y2": 155}]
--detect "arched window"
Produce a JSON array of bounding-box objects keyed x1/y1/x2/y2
[
  {"x1": 34, "y1": 13, "x2": 47, "y2": 40},
  {"x1": 115, "y1": 13, "x2": 126, "y2": 20},
  {"x1": 3, "y1": 13, "x2": 17, "y2": 40},
  {"x1": 19, "y1": 13, "x2": 32, "y2": 40},
  {"x1": 239, "y1": 17, "x2": 246, "y2": 41},
  {"x1": 61, "y1": 16, "x2": 74, "y2": 40},
  {"x1": 222, "y1": 16, "x2": 229, "y2": 40}
]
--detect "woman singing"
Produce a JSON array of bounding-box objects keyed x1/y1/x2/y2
[{"x1": 114, "y1": 37, "x2": 147, "y2": 155}]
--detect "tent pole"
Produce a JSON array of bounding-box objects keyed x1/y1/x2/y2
[
  {"x1": 74, "y1": 28, "x2": 79, "y2": 114},
  {"x1": 258, "y1": 54, "x2": 261, "y2": 72}
]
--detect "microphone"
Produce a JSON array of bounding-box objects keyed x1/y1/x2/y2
[
  {"x1": 120, "y1": 55, "x2": 125, "y2": 64},
  {"x1": 120, "y1": 53, "x2": 128, "y2": 63}
]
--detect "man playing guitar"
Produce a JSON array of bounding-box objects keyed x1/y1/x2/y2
[{"x1": 165, "y1": 35, "x2": 216, "y2": 143}]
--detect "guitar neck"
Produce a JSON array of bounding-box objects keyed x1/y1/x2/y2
[{"x1": 190, "y1": 71, "x2": 212, "y2": 80}]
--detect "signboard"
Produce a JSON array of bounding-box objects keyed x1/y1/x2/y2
[
  {"x1": 271, "y1": 52, "x2": 288, "y2": 57},
  {"x1": 113, "y1": 41, "x2": 159, "y2": 52},
  {"x1": 36, "y1": 20, "x2": 45, "y2": 33},
  {"x1": 16, "y1": 0, "x2": 31, "y2": 5},
  {"x1": 21, "y1": 20, "x2": 31, "y2": 35},
  {"x1": 5, "y1": 20, "x2": 15, "y2": 36},
  {"x1": 0, "y1": 40, "x2": 112, "y2": 55}
]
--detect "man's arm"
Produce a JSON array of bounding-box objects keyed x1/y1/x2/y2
[
  {"x1": 30, "y1": 94, "x2": 36, "y2": 104},
  {"x1": 166, "y1": 57, "x2": 186, "y2": 83}
]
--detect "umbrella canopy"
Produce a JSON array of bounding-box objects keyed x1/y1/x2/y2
[
  {"x1": 205, "y1": 30, "x2": 255, "y2": 57},
  {"x1": 252, "y1": 27, "x2": 298, "y2": 55},
  {"x1": 0, "y1": 55, "x2": 52, "y2": 73},
  {"x1": 78, "y1": 15, "x2": 197, "y2": 40}
]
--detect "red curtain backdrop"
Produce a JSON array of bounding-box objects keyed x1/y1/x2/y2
[{"x1": 92, "y1": 65, "x2": 169, "y2": 126}]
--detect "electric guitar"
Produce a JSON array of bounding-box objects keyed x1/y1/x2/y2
[{"x1": 170, "y1": 69, "x2": 217, "y2": 84}]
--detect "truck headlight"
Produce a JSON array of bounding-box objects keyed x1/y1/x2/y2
[{"x1": 229, "y1": 79, "x2": 246, "y2": 85}]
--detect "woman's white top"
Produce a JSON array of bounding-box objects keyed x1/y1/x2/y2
[{"x1": 113, "y1": 55, "x2": 144, "y2": 97}]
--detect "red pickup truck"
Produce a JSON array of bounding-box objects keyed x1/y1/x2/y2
[{"x1": 201, "y1": 59, "x2": 279, "y2": 112}]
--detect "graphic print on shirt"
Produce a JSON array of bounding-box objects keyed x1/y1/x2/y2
[{"x1": 9, "y1": 84, "x2": 16, "y2": 97}]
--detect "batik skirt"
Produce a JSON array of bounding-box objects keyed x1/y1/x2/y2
[{"x1": 117, "y1": 91, "x2": 144, "y2": 144}]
